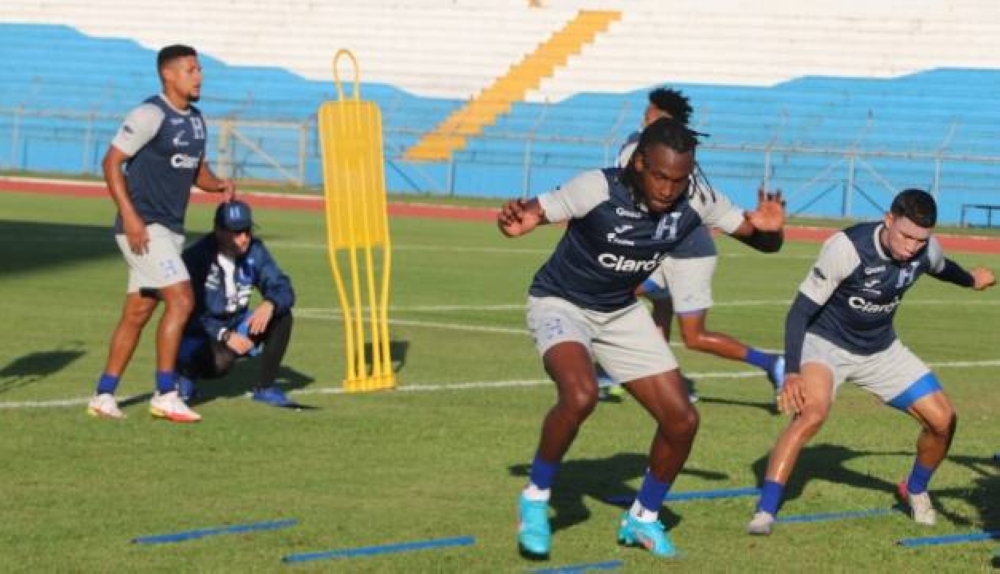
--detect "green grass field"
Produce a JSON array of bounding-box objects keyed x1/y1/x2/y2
[{"x1": 1, "y1": 189, "x2": 998, "y2": 573}]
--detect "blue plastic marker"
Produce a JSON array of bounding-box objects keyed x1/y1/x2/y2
[
  {"x1": 777, "y1": 508, "x2": 894, "y2": 524},
  {"x1": 282, "y1": 535, "x2": 475, "y2": 564},
  {"x1": 132, "y1": 519, "x2": 298, "y2": 545},
  {"x1": 606, "y1": 486, "x2": 759, "y2": 506},
  {"x1": 531, "y1": 559, "x2": 624, "y2": 573},
  {"x1": 897, "y1": 530, "x2": 1000, "y2": 548}
]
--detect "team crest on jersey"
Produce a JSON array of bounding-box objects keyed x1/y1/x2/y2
[
  {"x1": 191, "y1": 116, "x2": 206, "y2": 140},
  {"x1": 896, "y1": 261, "x2": 921, "y2": 288},
  {"x1": 652, "y1": 212, "x2": 681, "y2": 241}
]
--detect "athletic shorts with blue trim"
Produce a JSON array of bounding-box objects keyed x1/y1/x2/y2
[{"x1": 801, "y1": 332, "x2": 941, "y2": 409}]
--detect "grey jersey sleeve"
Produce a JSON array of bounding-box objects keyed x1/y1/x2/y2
[
  {"x1": 110, "y1": 103, "x2": 165, "y2": 157},
  {"x1": 798, "y1": 232, "x2": 861, "y2": 305},
  {"x1": 617, "y1": 135, "x2": 639, "y2": 168},
  {"x1": 926, "y1": 236, "x2": 945, "y2": 273},
  {"x1": 688, "y1": 184, "x2": 746, "y2": 235},
  {"x1": 537, "y1": 169, "x2": 610, "y2": 223}
]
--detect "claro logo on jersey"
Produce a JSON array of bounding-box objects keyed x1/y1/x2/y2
[
  {"x1": 598, "y1": 252, "x2": 663, "y2": 272},
  {"x1": 848, "y1": 295, "x2": 901, "y2": 314},
  {"x1": 170, "y1": 153, "x2": 201, "y2": 169}
]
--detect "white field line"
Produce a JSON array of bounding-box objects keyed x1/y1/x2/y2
[{"x1": 4, "y1": 359, "x2": 1000, "y2": 411}]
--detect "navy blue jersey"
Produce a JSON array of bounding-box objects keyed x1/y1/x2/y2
[
  {"x1": 798, "y1": 221, "x2": 946, "y2": 354},
  {"x1": 111, "y1": 95, "x2": 207, "y2": 234},
  {"x1": 182, "y1": 233, "x2": 295, "y2": 342},
  {"x1": 529, "y1": 168, "x2": 744, "y2": 311}
]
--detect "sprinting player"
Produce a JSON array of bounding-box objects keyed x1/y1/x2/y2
[
  {"x1": 746, "y1": 189, "x2": 996, "y2": 535},
  {"x1": 604, "y1": 87, "x2": 783, "y2": 402},
  {"x1": 498, "y1": 117, "x2": 785, "y2": 559},
  {"x1": 86, "y1": 44, "x2": 236, "y2": 422},
  {"x1": 176, "y1": 200, "x2": 296, "y2": 408}
]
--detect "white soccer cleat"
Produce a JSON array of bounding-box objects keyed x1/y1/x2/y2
[
  {"x1": 746, "y1": 510, "x2": 775, "y2": 535},
  {"x1": 149, "y1": 391, "x2": 202, "y2": 423},
  {"x1": 87, "y1": 393, "x2": 126, "y2": 419},
  {"x1": 898, "y1": 482, "x2": 936, "y2": 526}
]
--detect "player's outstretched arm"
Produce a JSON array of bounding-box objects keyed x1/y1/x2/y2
[
  {"x1": 498, "y1": 198, "x2": 546, "y2": 238},
  {"x1": 731, "y1": 189, "x2": 786, "y2": 253}
]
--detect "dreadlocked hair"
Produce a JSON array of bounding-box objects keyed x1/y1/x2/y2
[{"x1": 648, "y1": 88, "x2": 693, "y2": 126}]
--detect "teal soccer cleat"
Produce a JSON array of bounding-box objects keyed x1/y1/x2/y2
[
  {"x1": 617, "y1": 511, "x2": 677, "y2": 558},
  {"x1": 517, "y1": 494, "x2": 551, "y2": 560}
]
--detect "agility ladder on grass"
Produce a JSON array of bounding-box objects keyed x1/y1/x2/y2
[{"x1": 317, "y1": 49, "x2": 395, "y2": 392}]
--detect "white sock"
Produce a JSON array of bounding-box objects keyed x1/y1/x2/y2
[
  {"x1": 523, "y1": 483, "x2": 551, "y2": 502},
  {"x1": 629, "y1": 500, "x2": 658, "y2": 523}
]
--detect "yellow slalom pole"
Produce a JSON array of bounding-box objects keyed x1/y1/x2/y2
[{"x1": 317, "y1": 49, "x2": 395, "y2": 392}]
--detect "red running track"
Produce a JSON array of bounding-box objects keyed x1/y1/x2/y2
[{"x1": 1, "y1": 177, "x2": 997, "y2": 254}]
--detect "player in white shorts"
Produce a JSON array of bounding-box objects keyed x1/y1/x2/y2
[{"x1": 746, "y1": 189, "x2": 996, "y2": 536}]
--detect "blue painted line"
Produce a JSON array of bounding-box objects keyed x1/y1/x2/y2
[
  {"x1": 777, "y1": 508, "x2": 894, "y2": 524},
  {"x1": 282, "y1": 535, "x2": 475, "y2": 563},
  {"x1": 897, "y1": 530, "x2": 1000, "y2": 548},
  {"x1": 531, "y1": 559, "x2": 623, "y2": 573},
  {"x1": 131, "y1": 519, "x2": 298, "y2": 545},
  {"x1": 606, "y1": 486, "x2": 759, "y2": 506}
]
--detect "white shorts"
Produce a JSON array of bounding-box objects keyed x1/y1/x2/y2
[
  {"x1": 802, "y1": 332, "x2": 936, "y2": 406},
  {"x1": 526, "y1": 296, "x2": 677, "y2": 384},
  {"x1": 642, "y1": 255, "x2": 716, "y2": 314},
  {"x1": 115, "y1": 223, "x2": 189, "y2": 293}
]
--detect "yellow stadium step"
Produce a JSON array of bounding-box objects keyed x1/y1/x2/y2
[{"x1": 404, "y1": 9, "x2": 621, "y2": 161}]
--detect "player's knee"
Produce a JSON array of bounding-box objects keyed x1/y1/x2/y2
[
  {"x1": 673, "y1": 403, "x2": 700, "y2": 437},
  {"x1": 795, "y1": 407, "x2": 828, "y2": 437},
  {"x1": 557, "y1": 383, "x2": 599, "y2": 418},
  {"x1": 926, "y1": 408, "x2": 957, "y2": 439}
]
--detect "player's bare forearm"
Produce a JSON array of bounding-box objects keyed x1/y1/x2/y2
[
  {"x1": 497, "y1": 198, "x2": 545, "y2": 238},
  {"x1": 196, "y1": 161, "x2": 236, "y2": 200}
]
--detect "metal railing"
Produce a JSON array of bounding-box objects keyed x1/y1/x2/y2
[{"x1": 2, "y1": 106, "x2": 997, "y2": 223}]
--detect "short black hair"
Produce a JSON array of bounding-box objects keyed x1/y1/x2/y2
[
  {"x1": 157, "y1": 44, "x2": 197, "y2": 71},
  {"x1": 648, "y1": 87, "x2": 693, "y2": 126},
  {"x1": 636, "y1": 116, "x2": 699, "y2": 157},
  {"x1": 890, "y1": 188, "x2": 937, "y2": 228}
]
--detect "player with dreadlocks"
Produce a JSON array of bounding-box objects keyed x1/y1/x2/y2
[
  {"x1": 600, "y1": 88, "x2": 784, "y2": 403},
  {"x1": 498, "y1": 117, "x2": 785, "y2": 560}
]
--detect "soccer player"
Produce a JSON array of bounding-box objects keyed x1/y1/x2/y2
[
  {"x1": 746, "y1": 189, "x2": 996, "y2": 535},
  {"x1": 606, "y1": 87, "x2": 783, "y2": 402},
  {"x1": 499, "y1": 117, "x2": 785, "y2": 559},
  {"x1": 86, "y1": 44, "x2": 236, "y2": 422},
  {"x1": 176, "y1": 200, "x2": 296, "y2": 408}
]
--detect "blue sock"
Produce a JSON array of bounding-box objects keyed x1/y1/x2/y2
[
  {"x1": 636, "y1": 469, "x2": 671, "y2": 512},
  {"x1": 96, "y1": 373, "x2": 120, "y2": 395},
  {"x1": 155, "y1": 370, "x2": 176, "y2": 394},
  {"x1": 757, "y1": 480, "x2": 785, "y2": 515},
  {"x1": 528, "y1": 453, "x2": 559, "y2": 490},
  {"x1": 746, "y1": 348, "x2": 777, "y2": 371},
  {"x1": 906, "y1": 461, "x2": 934, "y2": 494}
]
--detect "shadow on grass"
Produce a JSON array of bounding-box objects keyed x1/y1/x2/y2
[
  {"x1": 938, "y1": 454, "x2": 1000, "y2": 530},
  {"x1": 0, "y1": 220, "x2": 119, "y2": 276},
  {"x1": 0, "y1": 344, "x2": 86, "y2": 394},
  {"x1": 751, "y1": 443, "x2": 913, "y2": 512},
  {"x1": 696, "y1": 394, "x2": 778, "y2": 415},
  {"x1": 187, "y1": 361, "x2": 315, "y2": 405},
  {"x1": 509, "y1": 453, "x2": 731, "y2": 534}
]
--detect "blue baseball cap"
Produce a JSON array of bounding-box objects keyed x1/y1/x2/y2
[{"x1": 214, "y1": 200, "x2": 254, "y2": 232}]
